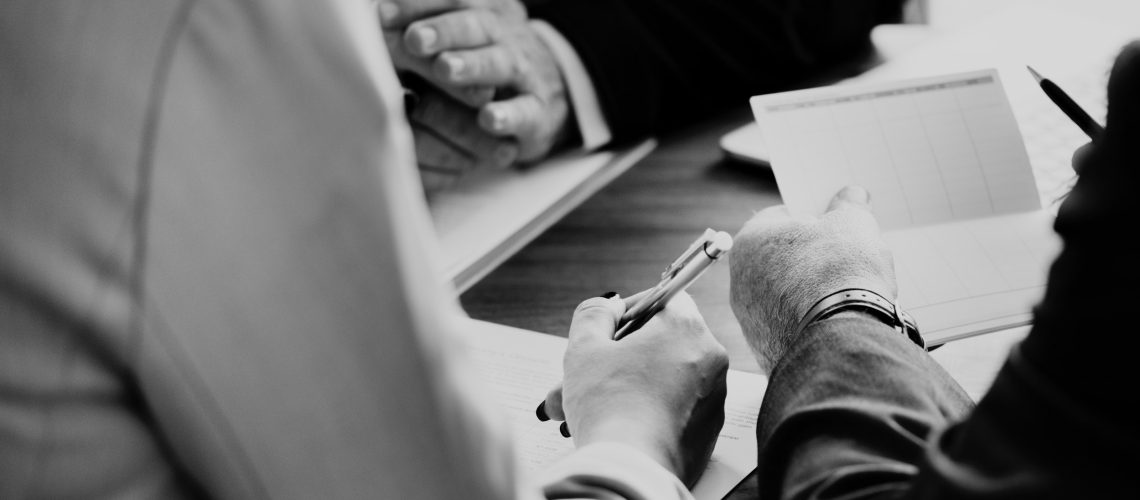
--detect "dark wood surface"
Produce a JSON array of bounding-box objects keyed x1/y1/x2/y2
[{"x1": 459, "y1": 108, "x2": 781, "y2": 374}]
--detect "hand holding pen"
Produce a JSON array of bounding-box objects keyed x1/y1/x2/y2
[{"x1": 535, "y1": 229, "x2": 733, "y2": 438}]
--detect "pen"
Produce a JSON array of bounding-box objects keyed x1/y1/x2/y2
[
  {"x1": 612, "y1": 229, "x2": 734, "y2": 340},
  {"x1": 1027, "y1": 65, "x2": 1105, "y2": 140},
  {"x1": 535, "y1": 229, "x2": 733, "y2": 436}
]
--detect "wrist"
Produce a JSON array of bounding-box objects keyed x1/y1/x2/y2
[
  {"x1": 575, "y1": 413, "x2": 683, "y2": 478},
  {"x1": 796, "y1": 287, "x2": 925, "y2": 350}
]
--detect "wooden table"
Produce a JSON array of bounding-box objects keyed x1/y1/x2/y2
[{"x1": 460, "y1": 106, "x2": 781, "y2": 374}]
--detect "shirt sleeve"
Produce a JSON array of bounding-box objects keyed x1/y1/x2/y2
[
  {"x1": 529, "y1": 20, "x2": 613, "y2": 150},
  {"x1": 537, "y1": 443, "x2": 695, "y2": 500}
]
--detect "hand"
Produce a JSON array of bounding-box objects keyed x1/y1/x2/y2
[
  {"x1": 729, "y1": 186, "x2": 897, "y2": 373},
  {"x1": 378, "y1": 0, "x2": 524, "y2": 107},
  {"x1": 542, "y1": 292, "x2": 729, "y2": 487},
  {"x1": 407, "y1": 85, "x2": 519, "y2": 193},
  {"x1": 379, "y1": 0, "x2": 574, "y2": 163}
]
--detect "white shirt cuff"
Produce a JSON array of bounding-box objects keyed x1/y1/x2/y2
[
  {"x1": 535, "y1": 442, "x2": 694, "y2": 500},
  {"x1": 529, "y1": 20, "x2": 612, "y2": 151}
]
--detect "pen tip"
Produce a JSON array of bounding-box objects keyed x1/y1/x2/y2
[{"x1": 1026, "y1": 65, "x2": 1044, "y2": 82}]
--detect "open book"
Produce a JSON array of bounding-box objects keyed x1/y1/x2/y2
[
  {"x1": 428, "y1": 140, "x2": 656, "y2": 293},
  {"x1": 750, "y1": 69, "x2": 1061, "y2": 346},
  {"x1": 464, "y1": 319, "x2": 766, "y2": 500}
]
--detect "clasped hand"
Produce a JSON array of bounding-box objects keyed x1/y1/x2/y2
[{"x1": 378, "y1": 0, "x2": 572, "y2": 192}]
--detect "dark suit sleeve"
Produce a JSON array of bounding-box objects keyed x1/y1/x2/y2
[
  {"x1": 752, "y1": 42, "x2": 1140, "y2": 500},
  {"x1": 754, "y1": 318, "x2": 974, "y2": 499},
  {"x1": 528, "y1": 0, "x2": 906, "y2": 143}
]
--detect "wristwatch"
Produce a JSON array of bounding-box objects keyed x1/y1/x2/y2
[{"x1": 794, "y1": 288, "x2": 926, "y2": 350}]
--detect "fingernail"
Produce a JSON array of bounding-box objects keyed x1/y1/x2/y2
[
  {"x1": 559, "y1": 422, "x2": 571, "y2": 438},
  {"x1": 377, "y1": 2, "x2": 399, "y2": 25},
  {"x1": 488, "y1": 108, "x2": 507, "y2": 131},
  {"x1": 845, "y1": 185, "x2": 871, "y2": 204},
  {"x1": 410, "y1": 26, "x2": 437, "y2": 53},
  {"x1": 443, "y1": 55, "x2": 465, "y2": 79},
  {"x1": 536, "y1": 401, "x2": 550, "y2": 422},
  {"x1": 601, "y1": 291, "x2": 618, "y2": 299}
]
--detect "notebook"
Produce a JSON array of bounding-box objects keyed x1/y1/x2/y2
[
  {"x1": 428, "y1": 139, "x2": 656, "y2": 293},
  {"x1": 750, "y1": 69, "x2": 1060, "y2": 346},
  {"x1": 464, "y1": 318, "x2": 766, "y2": 500}
]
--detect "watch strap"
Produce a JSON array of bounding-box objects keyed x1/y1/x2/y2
[{"x1": 794, "y1": 288, "x2": 925, "y2": 350}]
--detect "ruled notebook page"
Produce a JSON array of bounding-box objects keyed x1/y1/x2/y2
[{"x1": 751, "y1": 70, "x2": 1060, "y2": 345}]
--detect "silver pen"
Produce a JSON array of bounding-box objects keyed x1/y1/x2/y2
[{"x1": 612, "y1": 229, "x2": 734, "y2": 340}]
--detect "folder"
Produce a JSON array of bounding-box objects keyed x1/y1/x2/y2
[{"x1": 428, "y1": 139, "x2": 656, "y2": 293}]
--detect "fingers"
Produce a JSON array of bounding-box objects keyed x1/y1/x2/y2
[
  {"x1": 378, "y1": 0, "x2": 521, "y2": 29},
  {"x1": 376, "y1": 0, "x2": 456, "y2": 30},
  {"x1": 409, "y1": 89, "x2": 519, "y2": 169},
  {"x1": 433, "y1": 46, "x2": 518, "y2": 87},
  {"x1": 567, "y1": 295, "x2": 625, "y2": 348},
  {"x1": 1071, "y1": 142, "x2": 1094, "y2": 175},
  {"x1": 413, "y1": 126, "x2": 473, "y2": 192},
  {"x1": 1106, "y1": 41, "x2": 1140, "y2": 138},
  {"x1": 479, "y1": 95, "x2": 541, "y2": 137},
  {"x1": 405, "y1": 9, "x2": 501, "y2": 57},
  {"x1": 538, "y1": 385, "x2": 565, "y2": 422},
  {"x1": 825, "y1": 185, "x2": 872, "y2": 212}
]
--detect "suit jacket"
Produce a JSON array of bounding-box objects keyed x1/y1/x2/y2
[
  {"x1": 752, "y1": 42, "x2": 1140, "y2": 499},
  {"x1": 530, "y1": 0, "x2": 907, "y2": 144}
]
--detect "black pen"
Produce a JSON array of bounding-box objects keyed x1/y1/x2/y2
[{"x1": 1027, "y1": 65, "x2": 1104, "y2": 140}]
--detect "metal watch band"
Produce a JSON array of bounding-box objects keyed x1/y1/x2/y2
[{"x1": 794, "y1": 288, "x2": 926, "y2": 350}]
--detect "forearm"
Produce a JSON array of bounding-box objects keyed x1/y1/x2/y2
[{"x1": 756, "y1": 316, "x2": 972, "y2": 499}]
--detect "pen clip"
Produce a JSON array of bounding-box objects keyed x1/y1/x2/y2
[{"x1": 661, "y1": 229, "x2": 716, "y2": 280}]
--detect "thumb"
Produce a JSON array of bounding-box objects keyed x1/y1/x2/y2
[
  {"x1": 567, "y1": 295, "x2": 625, "y2": 348},
  {"x1": 826, "y1": 185, "x2": 872, "y2": 212}
]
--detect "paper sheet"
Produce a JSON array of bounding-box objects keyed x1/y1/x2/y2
[
  {"x1": 851, "y1": 1, "x2": 1130, "y2": 208},
  {"x1": 428, "y1": 140, "x2": 656, "y2": 292},
  {"x1": 751, "y1": 70, "x2": 1062, "y2": 346},
  {"x1": 465, "y1": 319, "x2": 766, "y2": 500},
  {"x1": 726, "y1": 1, "x2": 1132, "y2": 208},
  {"x1": 754, "y1": 69, "x2": 1040, "y2": 229}
]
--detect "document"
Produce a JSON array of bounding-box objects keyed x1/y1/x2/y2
[
  {"x1": 726, "y1": 1, "x2": 1134, "y2": 206},
  {"x1": 464, "y1": 319, "x2": 766, "y2": 500},
  {"x1": 751, "y1": 69, "x2": 1061, "y2": 346},
  {"x1": 849, "y1": 1, "x2": 1132, "y2": 207},
  {"x1": 429, "y1": 140, "x2": 656, "y2": 293}
]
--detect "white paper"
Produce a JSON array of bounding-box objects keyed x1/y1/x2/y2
[
  {"x1": 465, "y1": 319, "x2": 766, "y2": 500},
  {"x1": 845, "y1": 1, "x2": 1131, "y2": 207},
  {"x1": 428, "y1": 140, "x2": 656, "y2": 292},
  {"x1": 727, "y1": 2, "x2": 1133, "y2": 208},
  {"x1": 751, "y1": 70, "x2": 1062, "y2": 345},
  {"x1": 753, "y1": 69, "x2": 1041, "y2": 229}
]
